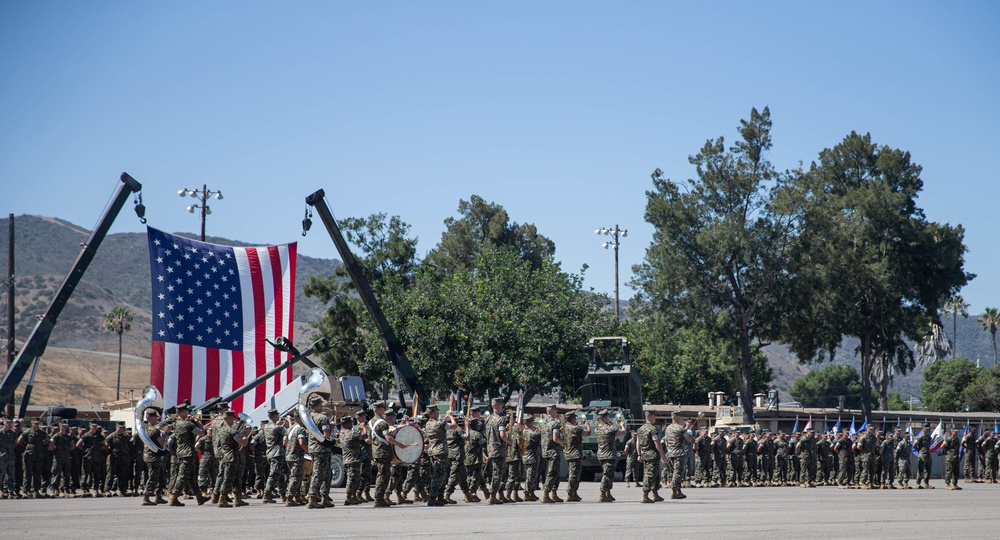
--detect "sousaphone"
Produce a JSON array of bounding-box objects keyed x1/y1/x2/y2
[
  {"x1": 134, "y1": 385, "x2": 166, "y2": 452},
  {"x1": 297, "y1": 368, "x2": 334, "y2": 442}
]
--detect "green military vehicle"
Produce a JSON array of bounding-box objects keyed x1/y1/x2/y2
[{"x1": 577, "y1": 337, "x2": 644, "y2": 479}]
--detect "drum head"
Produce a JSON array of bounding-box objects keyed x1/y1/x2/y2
[{"x1": 392, "y1": 424, "x2": 425, "y2": 464}]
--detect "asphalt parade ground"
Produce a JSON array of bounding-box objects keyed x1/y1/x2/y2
[{"x1": 4, "y1": 480, "x2": 998, "y2": 539}]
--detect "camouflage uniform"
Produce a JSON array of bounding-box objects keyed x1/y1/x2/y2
[
  {"x1": 18, "y1": 425, "x2": 49, "y2": 495},
  {"x1": 857, "y1": 431, "x2": 875, "y2": 487},
  {"x1": 306, "y1": 410, "x2": 333, "y2": 501},
  {"x1": 284, "y1": 423, "x2": 306, "y2": 500},
  {"x1": 171, "y1": 417, "x2": 199, "y2": 497},
  {"x1": 217, "y1": 423, "x2": 240, "y2": 495},
  {"x1": 564, "y1": 420, "x2": 585, "y2": 497},
  {"x1": 943, "y1": 432, "x2": 961, "y2": 488},
  {"x1": 742, "y1": 434, "x2": 758, "y2": 485},
  {"x1": 774, "y1": 435, "x2": 789, "y2": 485},
  {"x1": 880, "y1": 434, "x2": 896, "y2": 487},
  {"x1": 711, "y1": 431, "x2": 727, "y2": 486},
  {"x1": 484, "y1": 412, "x2": 508, "y2": 496},
  {"x1": 913, "y1": 430, "x2": 933, "y2": 486},
  {"x1": 595, "y1": 421, "x2": 620, "y2": 495},
  {"x1": 196, "y1": 433, "x2": 216, "y2": 493},
  {"x1": 961, "y1": 430, "x2": 977, "y2": 481},
  {"x1": 522, "y1": 423, "x2": 542, "y2": 497},
  {"x1": 727, "y1": 434, "x2": 744, "y2": 486},
  {"x1": 636, "y1": 421, "x2": 661, "y2": 498},
  {"x1": 425, "y1": 416, "x2": 449, "y2": 501},
  {"x1": 103, "y1": 429, "x2": 131, "y2": 494},
  {"x1": 445, "y1": 425, "x2": 469, "y2": 498},
  {"x1": 141, "y1": 424, "x2": 165, "y2": 497},
  {"x1": 796, "y1": 432, "x2": 815, "y2": 486},
  {"x1": 339, "y1": 424, "x2": 363, "y2": 499},
  {"x1": 49, "y1": 428, "x2": 74, "y2": 493},
  {"x1": 815, "y1": 435, "x2": 831, "y2": 484},
  {"x1": 895, "y1": 437, "x2": 912, "y2": 485},
  {"x1": 1, "y1": 423, "x2": 20, "y2": 495},
  {"x1": 369, "y1": 415, "x2": 393, "y2": 502},
  {"x1": 263, "y1": 422, "x2": 287, "y2": 498},
  {"x1": 834, "y1": 434, "x2": 852, "y2": 487},
  {"x1": 624, "y1": 436, "x2": 641, "y2": 485},
  {"x1": 504, "y1": 423, "x2": 523, "y2": 496},
  {"x1": 464, "y1": 425, "x2": 486, "y2": 495},
  {"x1": 542, "y1": 416, "x2": 563, "y2": 495},
  {"x1": 694, "y1": 432, "x2": 712, "y2": 486},
  {"x1": 663, "y1": 421, "x2": 688, "y2": 491}
]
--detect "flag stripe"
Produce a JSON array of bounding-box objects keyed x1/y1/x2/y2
[
  {"x1": 246, "y1": 247, "x2": 268, "y2": 409},
  {"x1": 268, "y1": 246, "x2": 284, "y2": 394},
  {"x1": 177, "y1": 344, "x2": 193, "y2": 406},
  {"x1": 190, "y1": 346, "x2": 206, "y2": 405},
  {"x1": 285, "y1": 243, "x2": 296, "y2": 385},
  {"x1": 151, "y1": 341, "x2": 165, "y2": 393},
  {"x1": 206, "y1": 348, "x2": 220, "y2": 403}
]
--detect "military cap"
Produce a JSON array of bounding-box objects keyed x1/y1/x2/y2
[
  {"x1": 308, "y1": 393, "x2": 326, "y2": 406},
  {"x1": 524, "y1": 415, "x2": 535, "y2": 424},
  {"x1": 267, "y1": 408, "x2": 280, "y2": 416},
  {"x1": 216, "y1": 401, "x2": 230, "y2": 410},
  {"x1": 491, "y1": 397, "x2": 504, "y2": 406},
  {"x1": 777, "y1": 430, "x2": 786, "y2": 435},
  {"x1": 546, "y1": 404, "x2": 559, "y2": 413},
  {"x1": 144, "y1": 407, "x2": 161, "y2": 417},
  {"x1": 340, "y1": 416, "x2": 354, "y2": 425},
  {"x1": 597, "y1": 408, "x2": 610, "y2": 417},
  {"x1": 355, "y1": 410, "x2": 368, "y2": 419},
  {"x1": 223, "y1": 410, "x2": 236, "y2": 418},
  {"x1": 31, "y1": 418, "x2": 40, "y2": 423},
  {"x1": 373, "y1": 401, "x2": 387, "y2": 410},
  {"x1": 805, "y1": 427, "x2": 815, "y2": 433},
  {"x1": 385, "y1": 408, "x2": 397, "y2": 417},
  {"x1": 58, "y1": 419, "x2": 69, "y2": 426},
  {"x1": 260, "y1": 419, "x2": 269, "y2": 424},
  {"x1": 923, "y1": 422, "x2": 931, "y2": 428}
]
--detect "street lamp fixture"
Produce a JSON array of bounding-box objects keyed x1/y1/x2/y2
[
  {"x1": 178, "y1": 184, "x2": 223, "y2": 241},
  {"x1": 596, "y1": 224, "x2": 627, "y2": 323}
]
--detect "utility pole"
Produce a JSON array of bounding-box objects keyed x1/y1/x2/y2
[
  {"x1": 595, "y1": 224, "x2": 627, "y2": 323},
  {"x1": 5, "y1": 214, "x2": 14, "y2": 419},
  {"x1": 179, "y1": 184, "x2": 223, "y2": 241}
]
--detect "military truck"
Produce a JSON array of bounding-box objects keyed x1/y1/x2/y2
[{"x1": 577, "y1": 337, "x2": 643, "y2": 479}]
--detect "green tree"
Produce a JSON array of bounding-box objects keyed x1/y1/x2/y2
[
  {"x1": 943, "y1": 295, "x2": 969, "y2": 358},
  {"x1": 977, "y1": 307, "x2": 1000, "y2": 367},
  {"x1": 920, "y1": 358, "x2": 979, "y2": 412},
  {"x1": 962, "y1": 365, "x2": 1000, "y2": 412},
  {"x1": 625, "y1": 311, "x2": 772, "y2": 406},
  {"x1": 103, "y1": 306, "x2": 133, "y2": 400},
  {"x1": 632, "y1": 106, "x2": 792, "y2": 423},
  {"x1": 789, "y1": 364, "x2": 868, "y2": 409},
  {"x1": 425, "y1": 195, "x2": 555, "y2": 275},
  {"x1": 885, "y1": 392, "x2": 909, "y2": 411},
  {"x1": 775, "y1": 131, "x2": 972, "y2": 418}
]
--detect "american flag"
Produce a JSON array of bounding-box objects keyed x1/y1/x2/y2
[{"x1": 147, "y1": 227, "x2": 296, "y2": 413}]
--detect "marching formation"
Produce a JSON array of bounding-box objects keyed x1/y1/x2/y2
[{"x1": 2, "y1": 405, "x2": 999, "y2": 506}]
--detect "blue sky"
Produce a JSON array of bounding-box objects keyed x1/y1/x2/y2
[{"x1": 2, "y1": 2, "x2": 998, "y2": 311}]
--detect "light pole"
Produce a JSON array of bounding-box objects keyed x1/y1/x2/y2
[
  {"x1": 178, "y1": 184, "x2": 223, "y2": 241},
  {"x1": 595, "y1": 224, "x2": 627, "y2": 323}
]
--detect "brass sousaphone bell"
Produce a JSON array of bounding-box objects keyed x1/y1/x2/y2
[{"x1": 297, "y1": 368, "x2": 334, "y2": 442}]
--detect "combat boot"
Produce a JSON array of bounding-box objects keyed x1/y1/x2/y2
[
  {"x1": 512, "y1": 489, "x2": 523, "y2": 502},
  {"x1": 233, "y1": 493, "x2": 249, "y2": 507},
  {"x1": 154, "y1": 493, "x2": 168, "y2": 504},
  {"x1": 322, "y1": 494, "x2": 336, "y2": 507},
  {"x1": 540, "y1": 491, "x2": 553, "y2": 503},
  {"x1": 262, "y1": 494, "x2": 276, "y2": 504},
  {"x1": 81, "y1": 489, "x2": 92, "y2": 498},
  {"x1": 373, "y1": 497, "x2": 390, "y2": 508},
  {"x1": 925, "y1": 481, "x2": 935, "y2": 489},
  {"x1": 499, "y1": 490, "x2": 511, "y2": 503},
  {"x1": 286, "y1": 495, "x2": 302, "y2": 507},
  {"x1": 954, "y1": 484, "x2": 963, "y2": 490},
  {"x1": 396, "y1": 491, "x2": 408, "y2": 505},
  {"x1": 217, "y1": 492, "x2": 232, "y2": 508},
  {"x1": 888, "y1": 483, "x2": 897, "y2": 490},
  {"x1": 626, "y1": 481, "x2": 631, "y2": 487},
  {"x1": 568, "y1": 491, "x2": 582, "y2": 502},
  {"x1": 522, "y1": 490, "x2": 536, "y2": 502},
  {"x1": 550, "y1": 491, "x2": 564, "y2": 502},
  {"x1": 481, "y1": 487, "x2": 491, "y2": 501},
  {"x1": 142, "y1": 494, "x2": 157, "y2": 506},
  {"x1": 168, "y1": 494, "x2": 185, "y2": 506},
  {"x1": 443, "y1": 491, "x2": 457, "y2": 504},
  {"x1": 641, "y1": 491, "x2": 653, "y2": 503},
  {"x1": 488, "y1": 493, "x2": 503, "y2": 505},
  {"x1": 652, "y1": 490, "x2": 664, "y2": 502},
  {"x1": 671, "y1": 488, "x2": 686, "y2": 500},
  {"x1": 945, "y1": 484, "x2": 955, "y2": 490},
  {"x1": 462, "y1": 491, "x2": 474, "y2": 503},
  {"x1": 364, "y1": 489, "x2": 374, "y2": 502},
  {"x1": 598, "y1": 491, "x2": 611, "y2": 502},
  {"x1": 211, "y1": 493, "x2": 220, "y2": 504},
  {"x1": 383, "y1": 495, "x2": 397, "y2": 506},
  {"x1": 307, "y1": 495, "x2": 323, "y2": 509}
]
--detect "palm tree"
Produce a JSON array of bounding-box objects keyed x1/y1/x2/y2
[
  {"x1": 977, "y1": 307, "x2": 1000, "y2": 367},
  {"x1": 104, "y1": 306, "x2": 133, "y2": 400},
  {"x1": 944, "y1": 295, "x2": 969, "y2": 358}
]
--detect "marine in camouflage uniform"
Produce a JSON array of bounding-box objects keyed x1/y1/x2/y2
[
  {"x1": 354, "y1": 411, "x2": 373, "y2": 501},
  {"x1": 774, "y1": 431, "x2": 789, "y2": 486},
  {"x1": 425, "y1": 407, "x2": 458, "y2": 506},
  {"x1": 139, "y1": 409, "x2": 167, "y2": 506},
  {"x1": 788, "y1": 433, "x2": 800, "y2": 485},
  {"x1": 742, "y1": 432, "x2": 758, "y2": 486},
  {"x1": 195, "y1": 429, "x2": 216, "y2": 495},
  {"x1": 305, "y1": 394, "x2": 335, "y2": 509},
  {"x1": 961, "y1": 427, "x2": 977, "y2": 483},
  {"x1": 215, "y1": 410, "x2": 249, "y2": 507},
  {"x1": 664, "y1": 411, "x2": 693, "y2": 499},
  {"x1": 624, "y1": 432, "x2": 641, "y2": 487},
  {"x1": 857, "y1": 426, "x2": 875, "y2": 489},
  {"x1": 369, "y1": 402, "x2": 400, "y2": 508},
  {"x1": 465, "y1": 415, "x2": 488, "y2": 500},
  {"x1": 170, "y1": 403, "x2": 206, "y2": 505},
  {"x1": 284, "y1": 417, "x2": 307, "y2": 506},
  {"x1": 980, "y1": 431, "x2": 997, "y2": 483},
  {"x1": 261, "y1": 410, "x2": 287, "y2": 503},
  {"x1": 563, "y1": 412, "x2": 589, "y2": 502},
  {"x1": 833, "y1": 431, "x2": 852, "y2": 488},
  {"x1": 540, "y1": 405, "x2": 565, "y2": 503},
  {"x1": 48, "y1": 421, "x2": 73, "y2": 496},
  {"x1": 694, "y1": 428, "x2": 712, "y2": 487},
  {"x1": 943, "y1": 427, "x2": 962, "y2": 490},
  {"x1": 711, "y1": 429, "x2": 727, "y2": 487},
  {"x1": 796, "y1": 428, "x2": 816, "y2": 488},
  {"x1": 895, "y1": 433, "x2": 913, "y2": 488},
  {"x1": 727, "y1": 432, "x2": 743, "y2": 487},
  {"x1": 504, "y1": 419, "x2": 524, "y2": 502},
  {"x1": 913, "y1": 424, "x2": 934, "y2": 489},
  {"x1": 594, "y1": 409, "x2": 625, "y2": 502},
  {"x1": 521, "y1": 416, "x2": 542, "y2": 501},
  {"x1": 445, "y1": 415, "x2": 473, "y2": 503},
  {"x1": 484, "y1": 398, "x2": 510, "y2": 503},
  {"x1": 18, "y1": 419, "x2": 49, "y2": 497},
  {"x1": 880, "y1": 430, "x2": 897, "y2": 488},
  {"x1": 104, "y1": 422, "x2": 131, "y2": 496},
  {"x1": 760, "y1": 431, "x2": 775, "y2": 486},
  {"x1": 76, "y1": 423, "x2": 105, "y2": 497},
  {"x1": 815, "y1": 433, "x2": 831, "y2": 485},
  {"x1": 636, "y1": 410, "x2": 664, "y2": 503},
  {"x1": 0, "y1": 418, "x2": 19, "y2": 498},
  {"x1": 338, "y1": 415, "x2": 367, "y2": 505}
]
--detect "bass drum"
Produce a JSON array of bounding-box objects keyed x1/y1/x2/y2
[{"x1": 391, "y1": 424, "x2": 425, "y2": 465}]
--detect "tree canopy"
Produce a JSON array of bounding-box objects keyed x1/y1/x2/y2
[{"x1": 789, "y1": 364, "x2": 870, "y2": 410}]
